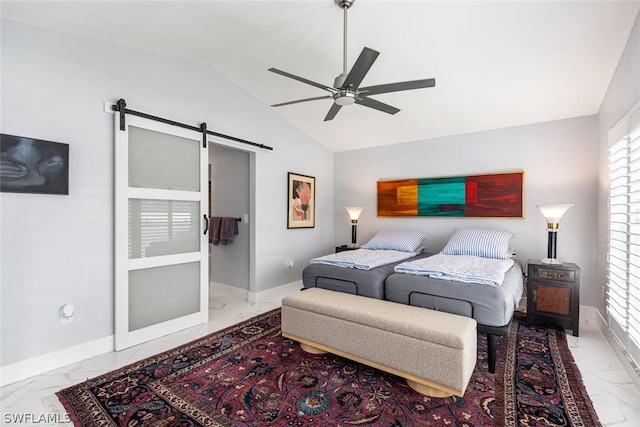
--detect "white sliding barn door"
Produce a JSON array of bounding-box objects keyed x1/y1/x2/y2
[{"x1": 114, "y1": 114, "x2": 209, "y2": 351}]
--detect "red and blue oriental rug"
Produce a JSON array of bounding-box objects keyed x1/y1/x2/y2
[{"x1": 57, "y1": 309, "x2": 600, "y2": 426}]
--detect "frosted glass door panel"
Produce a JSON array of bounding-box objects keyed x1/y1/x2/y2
[
  {"x1": 128, "y1": 126, "x2": 200, "y2": 191},
  {"x1": 128, "y1": 262, "x2": 200, "y2": 331},
  {"x1": 129, "y1": 199, "x2": 200, "y2": 259},
  {"x1": 115, "y1": 114, "x2": 207, "y2": 351}
]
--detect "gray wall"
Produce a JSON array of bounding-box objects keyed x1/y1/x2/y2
[
  {"x1": 334, "y1": 116, "x2": 599, "y2": 305},
  {"x1": 597, "y1": 13, "x2": 640, "y2": 314},
  {"x1": 0, "y1": 20, "x2": 334, "y2": 366},
  {"x1": 209, "y1": 144, "x2": 250, "y2": 290}
]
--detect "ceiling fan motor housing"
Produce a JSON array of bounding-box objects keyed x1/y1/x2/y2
[
  {"x1": 336, "y1": 0, "x2": 355, "y2": 9},
  {"x1": 334, "y1": 73, "x2": 348, "y2": 88}
]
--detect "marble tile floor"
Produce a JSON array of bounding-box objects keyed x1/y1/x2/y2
[{"x1": 1, "y1": 288, "x2": 639, "y2": 426}]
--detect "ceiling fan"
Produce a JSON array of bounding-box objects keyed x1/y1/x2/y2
[{"x1": 268, "y1": 0, "x2": 436, "y2": 122}]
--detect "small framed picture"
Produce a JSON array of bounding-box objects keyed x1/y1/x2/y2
[{"x1": 288, "y1": 172, "x2": 315, "y2": 228}]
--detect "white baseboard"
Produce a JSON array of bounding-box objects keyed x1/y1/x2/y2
[
  {"x1": 0, "y1": 335, "x2": 114, "y2": 387},
  {"x1": 580, "y1": 304, "x2": 598, "y2": 321},
  {"x1": 210, "y1": 280, "x2": 302, "y2": 305},
  {"x1": 210, "y1": 281, "x2": 248, "y2": 301},
  {"x1": 248, "y1": 281, "x2": 302, "y2": 305}
]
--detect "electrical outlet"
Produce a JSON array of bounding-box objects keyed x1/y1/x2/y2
[
  {"x1": 60, "y1": 304, "x2": 74, "y2": 324},
  {"x1": 286, "y1": 260, "x2": 294, "y2": 271}
]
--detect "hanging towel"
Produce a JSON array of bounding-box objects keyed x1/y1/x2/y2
[
  {"x1": 220, "y1": 217, "x2": 239, "y2": 245},
  {"x1": 209, "y1": 216, "x2": 222, "y2": 245}
]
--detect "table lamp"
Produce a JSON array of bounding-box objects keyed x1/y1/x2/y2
[{"x1": 536, "y1": 204, "x2": 573, "y2": 264}]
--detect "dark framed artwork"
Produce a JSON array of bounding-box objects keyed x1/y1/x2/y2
[
  {"x1": 288, "y1": 172, "x2": 315, "y2": 228},
  {"x1": 378, "y1": 171, "x2": 524, "y2": 218},
  {"x1": 1, "y1": 134, "x2": 69, "y2": 195}
]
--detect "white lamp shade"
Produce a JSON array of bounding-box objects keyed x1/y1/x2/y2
[
  {"x1": 345, "y1": 207, "x2": 363, "y2": 221},
  {"x1": 536, "y1": 204, "x2": 573, "y2": 224}
]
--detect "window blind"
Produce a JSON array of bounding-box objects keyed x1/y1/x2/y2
[{"x1": 607, "y1": 102, "x2": 640, "y2": 368}]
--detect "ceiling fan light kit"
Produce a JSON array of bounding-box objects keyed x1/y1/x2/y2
[
  {"x1": 269, "y1": 0, "x2": 436, "y2": 121},
  {"x1": 334, "y1": 91, "x2": 356, "y2": 106}
]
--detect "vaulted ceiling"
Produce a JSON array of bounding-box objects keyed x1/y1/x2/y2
[{"x1": 2, "y1": 0, "x2": 639, "y2": 152}]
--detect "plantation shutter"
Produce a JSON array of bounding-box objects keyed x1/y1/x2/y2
[
  {"x1": 607, "y1": 102, "x2": 640, "y2": 367},
  {"x1": 128, "y1": 200, "x2": 200, "y2": 259}
]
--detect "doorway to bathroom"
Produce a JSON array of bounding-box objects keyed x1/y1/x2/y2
[{"x1": 208, "y1": 143, "x2": 252, "y2": 304}]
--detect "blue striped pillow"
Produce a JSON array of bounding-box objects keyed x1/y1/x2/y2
[
  {"x1": 361, "y1": 229, "x2": 425, "y2": 253},
  {"x1": 441, "y1": 228, "x2": 515, "y2": 259}
]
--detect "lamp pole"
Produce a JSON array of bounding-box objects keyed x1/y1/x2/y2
[
  {"x1": 345, "y1": 207, "x2": 363, "y2": 247},
  {"x1": 547, "y1": 226, "x2": 558, "y2": 259},
  {"x1": 351, "y1": 220, "x2": 357, "y2": 244}
]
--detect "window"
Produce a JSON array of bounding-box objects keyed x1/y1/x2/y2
[{"x1": 607, "y1": 101, "x2": 640, "y2": 368}]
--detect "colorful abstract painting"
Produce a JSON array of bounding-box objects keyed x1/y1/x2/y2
[
  {"x1": 378, "y1": 171, "x2": 523, "y2": 218},
  {"x1": 288, "y1": 172, "x2": 315, "y2": 228}
]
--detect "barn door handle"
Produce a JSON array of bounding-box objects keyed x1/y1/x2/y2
[{"x1": 203, "y1": 214, "x2": 209, "y2": 235}]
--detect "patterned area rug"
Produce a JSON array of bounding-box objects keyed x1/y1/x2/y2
[{"x1": 57, "y1": 309, "x2": 600, "y2": 426}]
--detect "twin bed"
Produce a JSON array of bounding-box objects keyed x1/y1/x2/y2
[
  {"x1": 302, "y1": 250, "x2": 432, "y2": 299},
  {"x1": 301, "y1": 228, "x2": 524, "y2": 373}
]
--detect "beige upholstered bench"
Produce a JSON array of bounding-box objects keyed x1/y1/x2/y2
[{"x1": 281, "y1": 288, "x2": 477, "y2": 397}]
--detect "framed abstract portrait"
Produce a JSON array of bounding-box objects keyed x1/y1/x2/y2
[
  {"x1": 0, "y1": 134, "x2": 69, "y2": 195},
  {"x1": 288, "y1": 172, "x2": 315, "y2": 228}
]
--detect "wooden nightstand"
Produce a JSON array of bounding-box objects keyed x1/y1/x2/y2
[
  {"x1": 335, "y1": 245, "x2": 359, "y2": 253},
  {"x1": 526, "y1": 260, "x2": 580, "y2": 336}
]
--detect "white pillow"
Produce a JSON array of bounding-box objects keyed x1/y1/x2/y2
[
  {"x1": 441, "y1": 228, "x2": 515, "y2": 260},
  {"x1": 361, "y1": 229, "x2": 425, "y2": 253}
]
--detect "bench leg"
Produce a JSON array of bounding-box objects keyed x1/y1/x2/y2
[
  {"x1": 300, "y1": 342, "x2": 328, "y2": 354},
  {"x1": 406, "y1": 379, "x2": 453, "y2": 398}
]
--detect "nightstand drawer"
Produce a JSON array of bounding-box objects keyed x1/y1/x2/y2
[{"x1": 531, "y1": 266, "x2": 576, "y2": 283}]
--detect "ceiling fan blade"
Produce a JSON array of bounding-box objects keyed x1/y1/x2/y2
[
  {"x1": 341, "y1": 47, "x2": 380, "y2": 89},
  {"x1": 271, "y1": 95, "x2": 332, "y2": 107},
  {"x1": 355, "y1": 96, "x2": 400, "y2": 115},
  {"x1": 324, "y1": 103, "x2": 343, "y2": 121},
  {"x1": 359, "y1": 78, "x2": 436, "y2": 96},
  {"x1": 268, "y1": 68, "x2": 336, "y2": 93}
]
